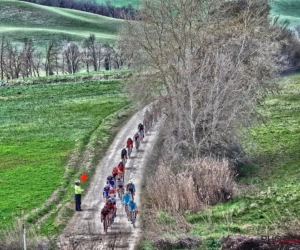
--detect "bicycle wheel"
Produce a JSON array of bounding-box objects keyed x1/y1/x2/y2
[
  {"x1": 103, "y1": 218, "x2": 108, "y2": 233},
  {"x1": 125, "y1": 205, "x2": 130, "y2": 220},
  {"x1": 132, "y1": 215, "x2": 136, "y2": 228},
  {"x1": 128, "y1": 147, "x2": 132, "y2": 157}
]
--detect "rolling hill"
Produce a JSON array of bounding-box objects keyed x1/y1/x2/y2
[
  {"x1": 0, "y1": 0, "x2": 124, "y2": 46},
  {"x1": 270, "y1": 0, "x2": 300, "y2": 29}
]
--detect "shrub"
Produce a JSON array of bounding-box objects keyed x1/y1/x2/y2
[{"x1": 146, "y1": 157, "x2": 236, "y2": 214}]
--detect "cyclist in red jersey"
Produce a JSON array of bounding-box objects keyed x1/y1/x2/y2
[
  {"x1": 101, "y1": 205, "x2": 111, "y2": 229},
  {"x1": 126, "y1": 137, "x2": 134, "y2": 158},
  {"x1": 112, "y1": 166, "x2": 119, "y2": 180},
  {"x1": 126, "y1": 137, "x2": 133, "y2": 147},
  {"x1": 106, "y1": 199, "x2": 116, "y2": 225},
  {"x1": 117, "y1": 161, "x2": 125, "y2": 179}
]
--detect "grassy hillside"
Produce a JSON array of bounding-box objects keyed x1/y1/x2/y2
[
  {"x1": 270, "y1": 0, "x2": 300, "y2": 29},
  {"x1": 0, "y1": 0, "x2": 124, "y2": 46},
  {"x1": 0, "y1": 76, "x2": 130, "y2": 229},
  {"x1": 185, "y1": 73, "x2": 300, "y2": 246},
  {"x1": 76, "y1": 0, "x2": 140, "y2": 8}
]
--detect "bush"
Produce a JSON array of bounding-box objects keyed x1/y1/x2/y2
[
  {"x1": 146, "y1": 157, "x2": 236, "y2": 214},
  {"x1": 0, "y1": 219, "x2": 50, "y2": 250}
]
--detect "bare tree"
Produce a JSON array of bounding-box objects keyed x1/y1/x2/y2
[
  {"x1": 44, "y1": 38, "x2": 60, "y2": 76},
  {"x1": 62, "y1": 42, "x2": 81, "y2": 74},
  {"x1": 120, "y1": 0, "x2": 284, "y2": 160},
  {"x1": 82, "y1": 34, "x2": 98, "y2": 72},
  {"x1": 4, "y1": 41, "x2": 22, "y2": 79},
  {"x1": 0, "y1": 36, "x2": 6, "y2": 80},
  {"x1": 20, "y1": 38, "x2": 35, "y2": 78}
]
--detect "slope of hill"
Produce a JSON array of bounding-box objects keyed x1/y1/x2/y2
[
  {"x1": 0, "y1": 0, "x2": 124, "y2": 46},
  {"x1": 76, "y1": 0, "x2": 140, "y2": 8},
  {"x1": 270, "y1": 0, "x2": 300, "y2": 29}
]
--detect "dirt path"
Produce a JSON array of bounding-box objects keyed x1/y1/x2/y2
[{"x1": 59, "y1": 110, "x2": 161, "y2": 249}]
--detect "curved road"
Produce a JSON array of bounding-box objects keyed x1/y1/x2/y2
[{"x1": 59, "y1": 110, "x2": 161, "y2": 249}]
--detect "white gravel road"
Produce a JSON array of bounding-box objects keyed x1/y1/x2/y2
[{"x1": 59, "y1": 109, "x2": 161, "y2": 249}]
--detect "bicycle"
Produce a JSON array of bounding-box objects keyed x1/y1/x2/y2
[
  {"x1": 102, "y1": 216, "x2": 109, "y2": 233},
  {"x1": 135, "y1": 139, "x2": 140, "y2": 151},
  {"x1": 123, "y1": 203, "x2": 130, "y2": 221},
  {"x1": 130, "y1": 210, "x2": 137, "y2": 228},
  {"x1": 117, "y1": 186, "x2": 124, "y2": 199},
  {"x1": 127, "y1": 145, "x2": 132, "y2": 158},
  {"x1": 122, "y1": 155, "x2": 127, "y2": 165}
]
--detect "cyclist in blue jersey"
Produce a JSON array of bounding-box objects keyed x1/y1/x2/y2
[
  {"x1": 106, "y1": 175, "x2": 115, "y2": 188},
  {"x1": 128, "y1": 199, "x2": 138, "y2": 224},
  {"x1": 122, "y1": 191, "x2": 132, "y2": 219},
  {"x1": 103, "y1": 184, "x2": 110, "y2": 202}
]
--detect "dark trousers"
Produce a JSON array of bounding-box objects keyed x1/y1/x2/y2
[{"x1": 75, "y1": 194, "x2": 82, "y2": 211}]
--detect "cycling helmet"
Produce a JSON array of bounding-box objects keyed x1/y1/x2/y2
[
  {"x1": 128, "y1": 137, "x2": 131, "y2": 140},
  {"x1": 129, "y1": 180, "x2": 133, "y2": 184},
  {"x1": 129, "y1": 200, "x2": 134, "y2": 203},
  {"x1": 75, "y1": 179, "x2": 80, "y2": 184}
]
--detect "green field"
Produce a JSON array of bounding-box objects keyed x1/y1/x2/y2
[
  {"x1": 75, "y1": 0, "x2": 140, "y2": 8},
  {"x1": 271, "y1": 0, "x2": 300, "y2": 29},
  {"x1": 0, "y1": 0, "x2": 124, "y2": 46},
  {"x1": 185, "y1": 73, "x2": 300, "y2": 242},
  {"x1": 0, "y1": 77, "x2": 129, "y2": 229}
]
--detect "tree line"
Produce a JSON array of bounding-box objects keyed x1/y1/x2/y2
[
  {"x1": 19, "y1": 0, "x2": 137, "y2": 19},
  {"x1": 0, "y1": 34, "x2": 125, "y2": 80}
]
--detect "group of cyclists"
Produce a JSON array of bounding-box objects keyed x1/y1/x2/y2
[
  {"x1": 100, "y1": 122, "x2": 145, "y2": 232},
  {"x1": 99, "y1": 103, "x2": 162, "y2": 233}
]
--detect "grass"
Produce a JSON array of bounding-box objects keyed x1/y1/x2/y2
[
  {"x1": 0, "y1": 0, "x2": 124, "y2": 46},
  {"x1": 185, "y1": 73, "x2": 300, "y2": 240},
  {"x1": 75, "y1": 0, "x2": 141, "y2": 8},
  {"x1": 270, "y1": 0, "x2": 300, "y2": 29},
  {"x1": 0, "y1": 78, "x2": 129, "y2": 229}
]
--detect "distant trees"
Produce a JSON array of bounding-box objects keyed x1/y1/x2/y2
[
  {"x1": 0, "y1": 34, "x2": 126, "y2": 80},
  {"x1": 19, "y1": 0, "x2": 138, "y2": 19}
]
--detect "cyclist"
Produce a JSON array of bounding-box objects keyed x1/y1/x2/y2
[
  {"x1": 100, "y1": 205, "x2": 111, "y2": 231},
  {"x1": 116, "y1": 177, "x2": 124, "y2": 198},
  {"x1": 126, "y1": 137, "x2": 133, "y2": 157},
  {"x1": 128, "y1": 199, "x2": 138, "y2": 224},
  {"x1": 109, "y1": 197, "x2": 117, "y2": 220},
  {"x1": 108, "y1": 186, "x2": 117, "y2": 199},
  {"x1": 121, "y1": 148, "x2": 128, "y2": 165},
  {"x1": 133, "y1": 132, "x2": 140, "y2": 150},
  {"x1": 106, "y1": 175, "x2": 115, "y2": 188},
  {"x1": 122, "y1": 191, "x2": 132, "y2": 219},
  {"x1": 103, "y1": 184, "x2": 110, "y2": 202},
  {"x1": 138, "y1": 123, "x2": 144, "y2": 138},
  {"x1": 112, "y1": 166, "x2": 119, "y2": 180},
  {"x1": 117, "y1": 161, "x2": 125, "y2": 179},
  {"x1": 126, "y1": 180, "x2": 136, "y2": 200},
  {"x1": 105, "y1": 199, "x2": 116, "y2": 226}
]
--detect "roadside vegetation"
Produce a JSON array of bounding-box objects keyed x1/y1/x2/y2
[
  {"x1": 0, "y1": 76, "x2": 130, "y2": 233},
  {"x1": 138, "y1": 53, "x2": 300, "y2": 250},
  {"x1": 185, "y1": 74, "x2": 300, "y2": 245}
]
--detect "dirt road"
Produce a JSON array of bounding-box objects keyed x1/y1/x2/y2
[{"x1": 59, "y1": 110, "x2": 161, "y2": 249}]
